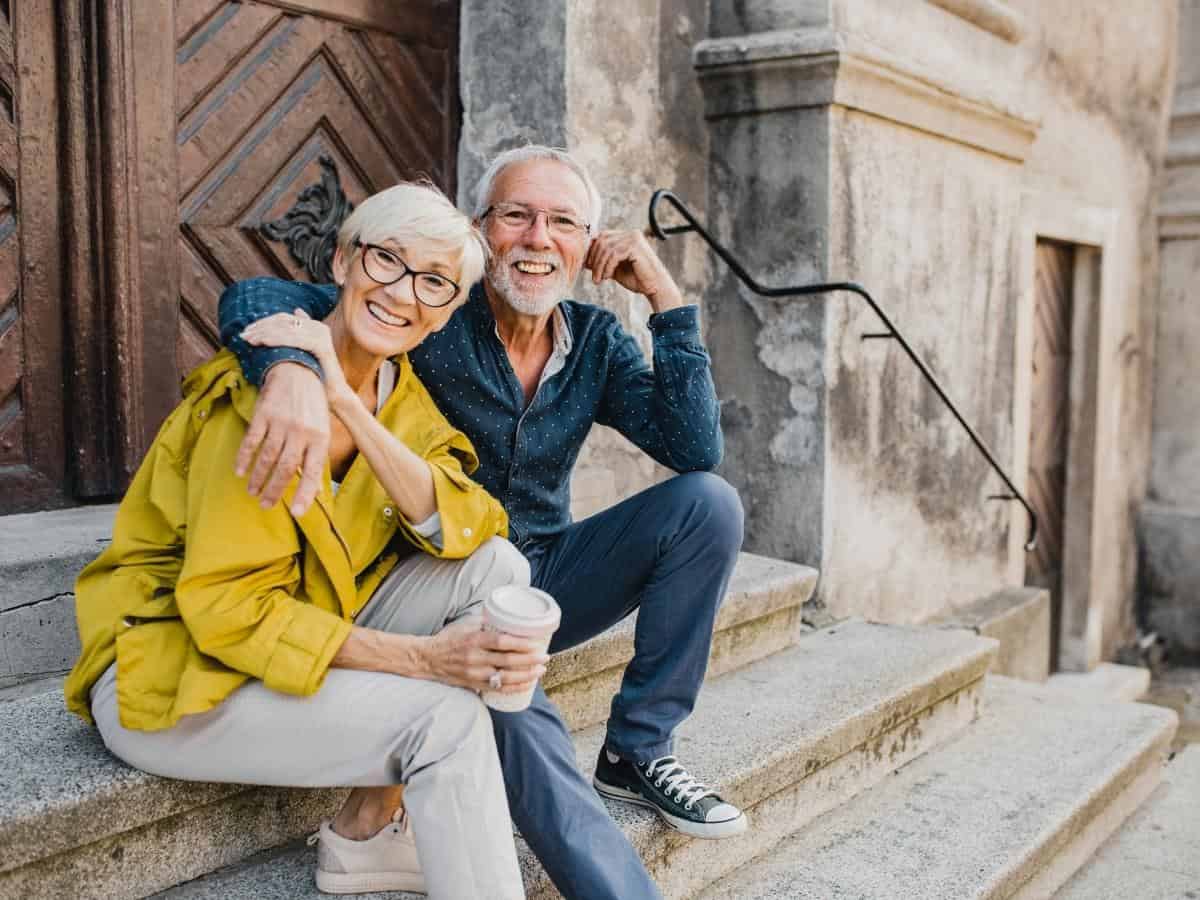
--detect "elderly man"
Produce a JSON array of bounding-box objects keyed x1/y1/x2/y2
[{"x1": 219, "y1": 146, "x2": 745, "y2": 899}]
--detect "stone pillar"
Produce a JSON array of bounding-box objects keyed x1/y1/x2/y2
[
  {"x1": 694, "y1": 0, "x2": 1036, "y2": 621},
  {"x1": 1144, "y1": 0, "x2": 1200, "y2": 658}
]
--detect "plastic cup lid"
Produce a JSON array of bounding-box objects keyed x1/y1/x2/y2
[{"x1": 487, "y1": 586, "x2": 560, "y2": 627}]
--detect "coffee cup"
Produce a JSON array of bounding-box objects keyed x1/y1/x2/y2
[{"x1": 480, "y1": 585, "x2": 561, "y2": 712}]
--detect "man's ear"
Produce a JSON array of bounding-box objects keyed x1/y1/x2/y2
[{"x1": 331, "y1": 244, "x2": 349, "y2": 286}]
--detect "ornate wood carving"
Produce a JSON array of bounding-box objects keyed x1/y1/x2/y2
[{"x1": 259, "y1": 155, "x2": 353, "y2": 284}]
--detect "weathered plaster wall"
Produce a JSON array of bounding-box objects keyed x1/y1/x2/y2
[
  {"x1": 1143, "y1": 0, "x2": 1200, "y2": 656},
  {"x1": 694, "y1": 0, "x2": 1176, "y2": 647},
  {"x1": 1151, "y1": 0, "x2": 1200, "y2": 508},
  {"x1": 458, "y1": 1, "x2": 569, "y2": 198},
  {"x1": 1153, "y1": 239, "x2": 1200, "y2": 508},
  {"x1": 562, "y1": 0, "x2": 713, "y2": 516},
  {"x1": 822, "y1": 108, "x2": 1019, "y2": 622},
  {"x1": 458, "y1": 0, "x2": 712, "y2": 520},
  {"x1": 1011, "y1": 0, "x2": 1178, "y2": 661},
  {"x1": 706, "y1": 105, "x2": 831, "y2": 565}
]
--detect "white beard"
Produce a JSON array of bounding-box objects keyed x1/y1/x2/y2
[{"x1": 488, "y1": 249, "x2": 568, "y2": 316}]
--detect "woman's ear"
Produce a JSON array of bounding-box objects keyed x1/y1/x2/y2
[{"x1": 331, "y1": 244, "x2": 349, "y2": 286}]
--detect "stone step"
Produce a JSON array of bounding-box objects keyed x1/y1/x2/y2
[
  {"x1": 693, "y1": 677, "x2": 1178, "y2": 900},
  {"x1": 546, "y1": 552, "x2": 818, "y2": 730},
  {"x1": 0, "y1": 491, "x2": 818, "y2": 722},
  {"x1": 1055, "y1": 743, "x2": 1200, "y2": 899},
  {"x1": 0, "y1": 553, "x2": 816, "y2": 900},
  {"x1": 153, "y1": 620, "x2": 997, "y2": 900},
  {"x1": 1045, "y1": 662, "x2": 1151, "y2": 703},
  {"x1": 0, "y1": 553, "x2": 814, "y2": 721},
  {"x1": 930, "y1": 586, "x2": 1051, "y2": 682},
  {"x1": 0, "y1": 505, "x2": 118, "y2": 690}
]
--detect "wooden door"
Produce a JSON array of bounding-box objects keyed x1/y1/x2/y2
[
  {"x1": 172, "y1": 1, "x2": 460, "y2": 377},
  {"x1": 0, "y1": 1, "x2": 68, "y2": 513},
  {"x1": 1026, "y1": 239, "x2": 1075, "y2": 655},
  {"x1": 1, "y1": 0, "x2": 459, "y2": 512}
]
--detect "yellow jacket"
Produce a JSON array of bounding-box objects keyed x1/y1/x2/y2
[{"x1": 64, "y1": 350, "x2": 508, "y2": 731}]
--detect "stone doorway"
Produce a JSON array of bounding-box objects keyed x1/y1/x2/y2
[{"x1": 1013, "y1": 193, "x2": 1121, "y2": 672}]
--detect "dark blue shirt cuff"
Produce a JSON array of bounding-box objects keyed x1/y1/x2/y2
[
  {"x1": 227, "y1": 334, "x2": 322, "y2": 387},
  {"x1": 647, "y1": 304, "x2": 701, "y2": 344}
]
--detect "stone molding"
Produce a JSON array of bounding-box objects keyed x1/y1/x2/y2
[
  {"x1": 694, "y1": 28, "x2": 1037, "y2": 162},
  {"x1": 925, "y1": 0, "x2": 1027, "y2": 44},
  {"x1": 1160, "y1": 86, "x2": 1200, "y2": 237},
  {"x1": 1159, "y1": 206, "x2": 1200, "y2": 240},
  {"x1": 1167, "y1": 85, "x2": 1200, "y2": 166}
]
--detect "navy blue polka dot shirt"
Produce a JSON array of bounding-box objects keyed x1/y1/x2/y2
[{"x1": 220, "y1": 279, "x2": 723, "y2": 547}]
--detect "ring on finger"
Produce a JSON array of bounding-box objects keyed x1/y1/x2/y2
[{"x1": 488, "y1": 670, "x2": 503, "y2": 691}]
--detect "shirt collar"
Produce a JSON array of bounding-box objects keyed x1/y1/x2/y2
[{"x1": 469, "y1": 282, "x2": 575, "y2": 375}]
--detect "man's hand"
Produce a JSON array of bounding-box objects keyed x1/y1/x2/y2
[
  {"x1": 584, "y1": 229, "x2": 685, "y2": 313},
  {"x1": 418, "y1": 617, "x2": 549, "y2": 694},
  {"x1": 235, "y1": 361, "x2": 330, "y2": 515}
]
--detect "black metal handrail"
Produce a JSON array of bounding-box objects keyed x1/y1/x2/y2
[{"x1": 648, "y1": 189, "x2": 1038, "y2": 552}]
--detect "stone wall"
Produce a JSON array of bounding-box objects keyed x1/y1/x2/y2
[
  {"x1": 458, "y1": 0, "x2": 712, "y2": 520},
  {"x1": 693, "y1": 0, "x2": 1176, "y2": 668},
  {"x1": 1144, "y1": 0, "x2": 1200, "y2": 657},
  {"x1": 1013, "y1": 0, "x2": 1178, "y2": 667}
]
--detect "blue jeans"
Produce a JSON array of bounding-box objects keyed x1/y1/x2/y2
[{"x1": 490, "y1": 472, "x2": 744, "y2": 900}]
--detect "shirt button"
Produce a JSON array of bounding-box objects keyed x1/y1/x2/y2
[
  {"x1": 197, "y1": 409, "x2": 206, "y2": 419},
  {"x1": 383, "y1": 507, "x2": 394, "y2": 519},
  {"x1": 463, "y1": 527, "x2": 473, "y2": 537}
]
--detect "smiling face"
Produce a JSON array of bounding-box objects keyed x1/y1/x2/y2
[
  {"x1": 481, "y1": 159, "x2": 593, "y2": 316},
  {"x1": 330, "y1": 239, "x2": 466, "y2": 359}
]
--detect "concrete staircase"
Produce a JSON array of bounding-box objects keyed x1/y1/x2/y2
[
  {"x1": 0, "y1": 506, "x2": 1180, "y2": 899},
  {"x1": 692, "y1": 678, "x2": 1176, "y2": 900},
  {"x1": 1056, "y1": 743, "x2": 1200, "y2": 899}
]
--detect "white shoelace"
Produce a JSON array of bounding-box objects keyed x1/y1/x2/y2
[{"x1": 643, "y1": 756, "x2": 716, "y2": 811}]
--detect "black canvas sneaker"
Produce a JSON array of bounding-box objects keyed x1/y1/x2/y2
[{"x1": 593, "y1": 748, "x2": 748, "y2": 839}]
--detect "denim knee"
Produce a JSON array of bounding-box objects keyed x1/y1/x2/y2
[{"x1": 670, "y1": 471, "x2": 745, "y2": 553}]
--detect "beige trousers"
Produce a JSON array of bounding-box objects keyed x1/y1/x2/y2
[{"x1": 91, "y1": 537, "x2": 531, "y2": 900}]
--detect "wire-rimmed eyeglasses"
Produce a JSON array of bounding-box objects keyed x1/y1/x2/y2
[{"x1": 481, "y1": 202, "x2": 590, "y2": 239}]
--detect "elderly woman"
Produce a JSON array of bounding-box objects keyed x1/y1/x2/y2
[{"x1": 63, "y1": 183, "x2": 539, "y2": 899}]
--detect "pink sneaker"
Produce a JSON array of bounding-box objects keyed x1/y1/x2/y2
[{"x1": 310, "y1": 811, "x2": 426, "y2": 895}]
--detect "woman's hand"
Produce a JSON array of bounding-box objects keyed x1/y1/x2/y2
[
  {"x1": 418, "y1": 617, "x2": 549, "y2": 695},
  {"x1": 241, "y1": 309, "x2": 354, "y2": 408}
]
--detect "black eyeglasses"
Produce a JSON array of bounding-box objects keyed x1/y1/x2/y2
[
  {"x1": 481, "y1": 203, "x2": 590, "y2": 238},
  {"x1": 353, "y1": 240, "x2": 461, "y2": 308}
]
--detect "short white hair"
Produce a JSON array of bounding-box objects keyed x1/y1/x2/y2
[
  {"x1": 337, "y1": 182, "x2": 488, "y2": 291},
  {"x1": 473, "y1": 145, "x2": 603, "y2": 232}
]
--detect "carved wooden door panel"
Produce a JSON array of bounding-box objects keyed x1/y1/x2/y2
[
  {"x1": 0, "y1": 1, "x2": 68, "y2": 513},
  {"x1": 1026, "y1": 240, "x2": 1075, "y2": 645},
  {"x1": 173, "y1": 1, "x2": 460, "y2": 377},
  {"x1": 86, "y1": 1, "x2": 459, "y2": 493},
  {"x1": 0, "y1": 1, "x2": 456, "y2": 510}
]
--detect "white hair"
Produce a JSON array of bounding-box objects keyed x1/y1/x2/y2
[
  {"x1": 472, "y1": 145, "x2": 603, "y2": 232},
  {"x1": 337, "y1": 182, "x2": 488, "y2": 291}
]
